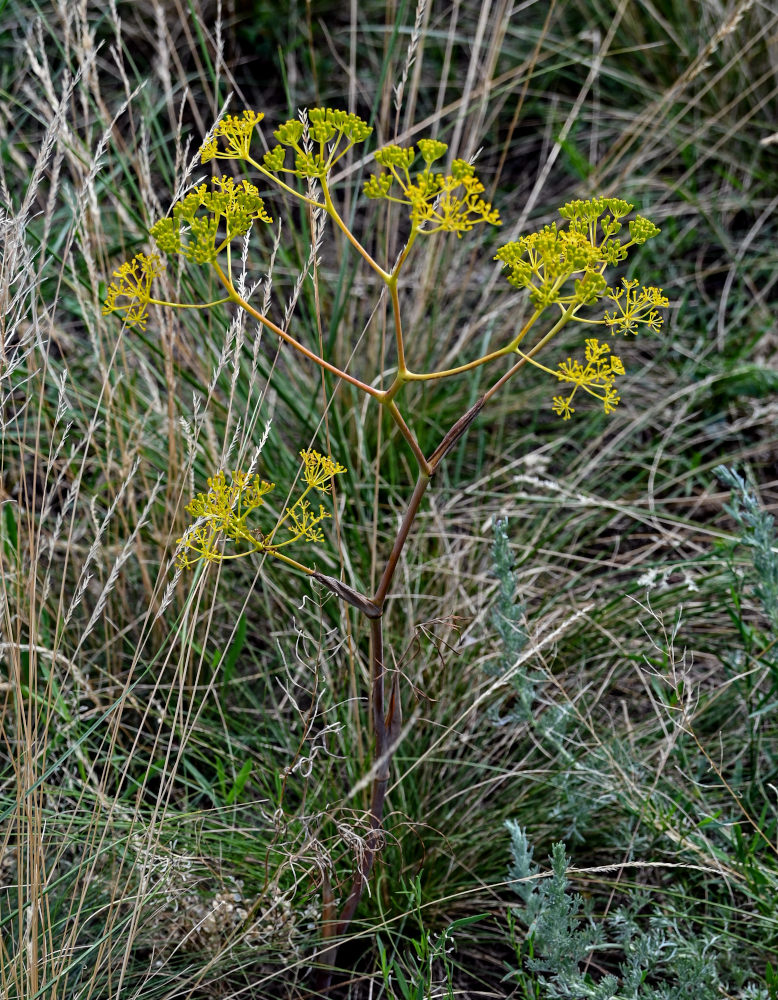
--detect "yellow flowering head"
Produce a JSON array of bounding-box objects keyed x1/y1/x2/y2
[
  {"x1": 150, "y1": 176, "x2": 272, "y2": 265},
  {"x1": 102, "y1": 253, "x2": 165, "y2": 329},
  {"x1": 495, "y1": 199, "x2": 661, "y2": 310},
  {"x1": 299, "y1": 449, "x2": 348, "y2": 493},
  {"x1": 176, "y1": 453, "x2": 348, "y2": 571},
  {"x1": 262, "y1": 107, "x2": 373, "y2": 179},
  {"x1": 603, "y1": 279, "x2": 669, "y2": 336},
  {"x1": 200, "y1": 110, "x2": 264, "y2": 163},
  {"x1": 176, "y1": 470, "x2": 274, "y2": 569},
  {"x1": 363, "y1": 141, "x2": 501, "y2": 236},
  {"x1": 495, "y1": 199, "x2": 665, "y2": 420},
  {"x1": 284, "y1": 500, "x2": 331, "y2": 543},
  {"x1": 551, "y1": 338, "x2": 625, "y2": 420}
]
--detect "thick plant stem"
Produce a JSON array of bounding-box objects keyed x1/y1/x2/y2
[
  {"x1": 335, "y1": 617, "x2": 390, "y2": 930},
  {"x1": 316, "y1": 615, "x2": 390, "y2": 989},
  {"x1": 372, "y1": 471, "x2": 431, "y2": 606},
  {"x1": 316, "y1": 408, "x2": 491, "y2": 990},
  {"x1": 315, "y1": 325, "x2": 579, "y2": 987}
]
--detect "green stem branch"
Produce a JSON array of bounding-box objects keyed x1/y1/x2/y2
[
  {"x1": 402, "y1": 309, "x2": 541, "y2": 382},
  {"x1": 149, "y1": 297, "x2": 232, "y2": 310},
  {"x1": 246, "y1": 156, "x2": 327, "y2": 210},
  {"x1": 321, "y1": 181, "x2": 391, "y2": 283}
]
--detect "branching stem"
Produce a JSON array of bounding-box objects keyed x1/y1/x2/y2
[
  {"x1": 322, "y1": 181, "x2": 391, "y2": 283},
  {"x1": 246, "y1": 155, "x2": 327, "y2": 210},
  {"x1": 212, "y1": 262, "x2": 383, "y2": 400},
  {"x1": 385, "y1": 400, "x2": 430, "y2": 474}
]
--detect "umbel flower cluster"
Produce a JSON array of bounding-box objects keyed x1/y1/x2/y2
[
  {"x1": 493, "y1": 196, "x2": 667, "y2": 418},
  {"x1": 149, "y1": 176, "x2": 272, "y2": 264},
  {"x1": 102, "y1": 253, "x2": 165, "y2": 330},
  {"x1": 363, "y1": 140, "x2": 502, "y2": 234},
  {"x1": 175, "y1": 451, "x2": 347, "y2": 572}
]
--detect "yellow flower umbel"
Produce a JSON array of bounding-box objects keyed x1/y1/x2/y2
[
  {"x1": 604, "y1": 278, "x2": 668, "y2": 336},
  {"x1": 102, "y1": 253, "x2": 165, "y2": 329},
  {"x1": 199, "y1": 110, "x2": 265, "y2": 163},
  {"x1": 299, "y1": 449, "x2": 348, "y2": 492},
  {"x1": 103, "y1": 180, "x2": 272, "y2": 327},
  {"x1": 495, "y1": 198, "x2": 646, "y2": 308},
  {"x1": 261, "y1": 108, "x2": 373, "y2": 179},
  {"x1": 265, "y1": 450, "x2": 348, "y2": 549},
  {"x1": 150, "y1": 176, "x2": 273, "y2": 265},
  {"x1": 176, "y1": 470, "x2": 275, "y2": 569},
  {"x1": 364, "y1": 139, "x2": 501, "y2": 236},
  {"x1": 550, "y1": 338, "x2": 625, "y2": 420},
  {"x1": 176, "y1": 452, "x2": 347, "y2": 575},
  {"x1": 494, "y1": 198, "x2": 666, "y2": 419}
]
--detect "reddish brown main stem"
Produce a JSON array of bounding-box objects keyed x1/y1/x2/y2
[
  {"x1": 372, "y1": 471, "x2": 431, "y2": 607},
  {"x1": 315, "y1": 399, "x2": 491, "y2": 990}
]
